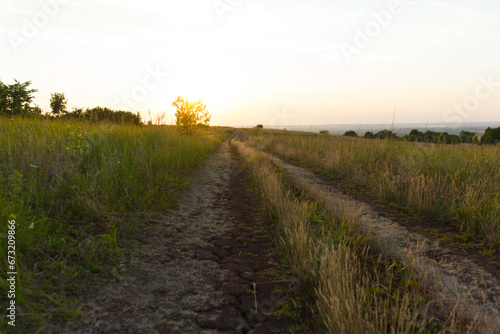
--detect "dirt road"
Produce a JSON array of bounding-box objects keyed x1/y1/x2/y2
[
  {"x1": 247, "y1": 143, "x2": 500, "y2": 331},
  {"x1": 49, "y1": 133, "x2": 499, "y2": 333},
  {"x1": 53, "y1": 139, "x2": 313, "y2": 333}
]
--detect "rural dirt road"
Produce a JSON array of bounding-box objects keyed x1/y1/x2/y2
[
  {"x1": 50, "y1": 132, "x2": 499, "y2": 333},
  {"x1": 52, "y1": 138, "x2": 314, "y2": 334},
  {"x1": 247, "y1": 143, "x2": 500, "y2": 331}
]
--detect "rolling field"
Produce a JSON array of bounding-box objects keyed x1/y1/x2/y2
[
  {"x1": 1, "y1": 121, "x2": 499, "y2": 333},
  {"x1": 0, "y1": 118, "x2": 229, "y2": 330},
  {"x1": 235, "y1": 131, "x2": 500, "y2": 333},
  {"x1": 245, "y1": 128, "x2": 500, "y2": 245}
]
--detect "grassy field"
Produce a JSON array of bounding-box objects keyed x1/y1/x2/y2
[
  {"x1": 1, "y1": 121, "x2": 497, "y2": 332},
  {"x1": 244, "y1": 129, "x2": 500, "y2": 246},
  {"x1": 0, "y1": 118, "x2": 230, "y2": 330},
  {"x1": 235, "y1": 139, "x2": 497, "y2": 333},
  {"x1": 236, "y1": 142, "x2": 425, "y2": 332}
]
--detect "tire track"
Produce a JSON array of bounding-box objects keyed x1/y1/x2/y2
[
  {"x1": 237, "y1": 141, "x2": 500, "y2": 331},
  {"x1": 50, "y1": 135, "x2": 313, "y2": 334}
]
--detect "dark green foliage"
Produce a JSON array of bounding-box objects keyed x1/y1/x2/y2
[
  {"x1": 56, "y1": 106, "x2": 141, "y2": 125},
  {"x1": 364, "y1": 131, "x2": 375, "y2": 139},
  {"x1": 458, "y1": 131, "x2": 475, "y2": 143},
  {"x1": 256, "y1": 124, "x2": 264, "y2": 128},
  {"x1": 0, "y1": 79, "x2": 38, "y2": 116},
  {"x1": 481, "y1": 127, "x2": 500, "y2": 144},
  {"x1": 374, "y1": 129, "x2": 397, "y2": 139},
  {"x1": 82, "y1": 106, "x2": 142, "y2": 125},
  {"x1": 409, "y1": 129, "x2": 423, "y2": 137},
  {"x1": 319, "y1": 130, "x2": 329, "y2": 134},
  {"x1": 343, "y1": 130, "x2": 357, "y2": 137},
  {"x1": 402, "y1": 129, "x2": 472, "y2": 144},
  {"x1": 50, "y1": 92, "x2": 68, "y2": 115}
]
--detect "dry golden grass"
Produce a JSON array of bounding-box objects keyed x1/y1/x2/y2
[
  {"x1": 246, "y1": 129, "x2": 500, "y2": 244},
  {"x1": 235, "y1": 139, "x2": 499, "y2": 333}
]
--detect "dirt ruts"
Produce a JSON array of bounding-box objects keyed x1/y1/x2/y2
[
  {"x1": 51, "y1": 139, "x2": 313, "y2": 333},
  {"x1": 248, "y1": 144, "x2": 500, "y2": 331}
]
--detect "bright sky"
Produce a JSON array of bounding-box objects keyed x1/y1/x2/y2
[{"x1": 1, "y1": 0, "x2": 499, "y2": 126}]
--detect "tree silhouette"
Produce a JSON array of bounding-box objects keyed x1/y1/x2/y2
[
  {"x1": 0, "y1": 79, "x2": 37, "y2": 116},
  {"x1": 50, "y1": 92, "x2": 68, "y2": 115}
]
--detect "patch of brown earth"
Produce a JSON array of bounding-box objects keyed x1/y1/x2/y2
[{"x1": 49, "y1": 140, "x2": 315, "y2": 334}]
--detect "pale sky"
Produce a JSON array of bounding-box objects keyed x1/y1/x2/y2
[{"x1": 1, "y1": 0, "x2": 499, "y2": 126}]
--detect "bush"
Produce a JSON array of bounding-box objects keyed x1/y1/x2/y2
[
  {"x1": 343, "y1": 130, "x2": 357, "y2": 137},
  {"x1": 172, "y1": 96, "x2": 211, "y2": 134},
  {"x1": 374, "y1": 130, "x2": 397, "y2": 139},
  {"x1": 481, "y1": 127, "x2": 500, "y2": 144}
]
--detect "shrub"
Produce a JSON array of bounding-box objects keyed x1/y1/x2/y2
[
  {"x1": 481, "y1": 127, "x2": 500, "y2": 144},
  {"x1": 172, "y1": 96, "x2": 211, "y2": 134},
  {"x1": 343, "y1": 130, "x2": 357, "y2": 137}
]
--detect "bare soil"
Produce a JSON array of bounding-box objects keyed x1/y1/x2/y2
[{"x1": 49, "y1": 141, "x2": 315, "y2": 334}]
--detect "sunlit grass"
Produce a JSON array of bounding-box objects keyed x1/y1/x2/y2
[
  {"x1": 236, "y1": 140, "x2": 497, "y2": 333},
  {"x1": 245, "y1": 129, "x2": 500, "y2": 245},
  {"x1": 235, "y1": 142, "x2": 428, "y2": 333},
  {"x1": 0, "y1": 117, "x2": 230, "y2": 330}
]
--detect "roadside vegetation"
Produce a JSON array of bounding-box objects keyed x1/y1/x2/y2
[
  {"x1": 0, "y1": 116, "x2": 231, "y2": 331},
  {"x1": 244, "y1": 129, "x2": 500, "y2": 246},
  {"x1": 235, "y1": 139, "x2": 497, "y2": 333}
]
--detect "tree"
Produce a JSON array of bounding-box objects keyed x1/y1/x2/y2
[
  {"x1": 459, "y1": 130, "x2": 475, "y2": 143},
  {"x1": 172, "y1": 96, "x2": 210, "y2": 134},
  {"x1": 32, "y1": 104, "x2": 43, "y2": 115},
  {"x1": 50, "y1": 92, "x2": 68, "y2": 115},
  {"x1": 319, "y1": 130, "x2": 329, "y2": 134},
  {"x1": 481, "y1": 127, "x2": 500, "y2": 144},
  {"x1": 375, "y1": 130, "x2": 397, "y2": 139},
  {"x1": 256, "y1": 124, "x2": 263, "y2": 129},
  {"x1": 0, "y1": 79, "x2": 37, "y2": 116},
  {"x1": 343, "y1": 130, "x2": 358, "y2": 137},
  {"x1": 0, "y1": 81, "x2": 8, "y2": 115},
  {"x1": 409, "y1": 129, "x2": 423, "y2": 137}
]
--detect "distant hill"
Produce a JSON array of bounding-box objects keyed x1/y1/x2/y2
[{"x1": 259, "y1": 122, "x2": 500, "y2": 136}]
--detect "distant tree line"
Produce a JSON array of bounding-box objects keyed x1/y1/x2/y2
[
  {"x1": 60, "y1": 106, "x2": 142, "y2": 125},
  {"x1": 343, "y1": 127, "x2": 500, "y2": 145},
  {"x1": 0, "y1": 79, "x2": 141, "y2": 125}
]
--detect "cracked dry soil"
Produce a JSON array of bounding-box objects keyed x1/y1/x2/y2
[{"x1": 56, "y1": 140, "x2": 312, "y2": 334}]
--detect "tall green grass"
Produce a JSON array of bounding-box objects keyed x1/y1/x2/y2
[
  {"x1": 0, "y1": 118, "x2": 229, "y2": 330},
  {"x1": 245, "y1": 129, "x2": 500, "y2": 245}
]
